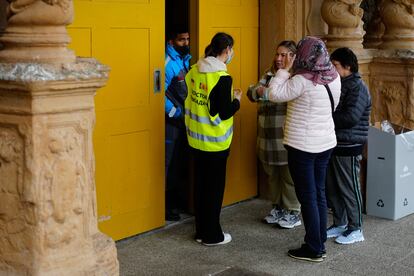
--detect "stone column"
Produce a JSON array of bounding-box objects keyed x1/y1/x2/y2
[
  {"x1": 0, "y1": 1, "x2": 119, "y2": 275},
  {"x1": 321, "y1": 0, "x2": 365, "y2": 52},
  {"x1": 379, "y1": 0, "x2": 414, "y2": 49},
  {"x1": 259, "y1": 0, "x2": 304, "y2": 75},
  {"x1": 361, "y1": 0, "x2": 385, "y2": 48},
  {"x1": 0, "y1": 0, "x2": 75, "y2": 63}
]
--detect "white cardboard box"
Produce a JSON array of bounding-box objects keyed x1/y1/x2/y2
[{"x1": 366, "y1": 125, "x2": 414, "y2": 220}]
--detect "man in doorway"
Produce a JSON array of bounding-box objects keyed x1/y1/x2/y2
[{"x1": 164, "y1": 27, "x2": 191, "y2": 221}]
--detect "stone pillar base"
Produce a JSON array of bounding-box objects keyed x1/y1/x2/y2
[
  {"x1": 0, "y1": 59, "x2": 119, "y2": 276},
  {"x1": 380, "y1": 35, "x2": 414, "y2": 50},
  {"x1": 325, "y1": 34, "x2": 364, "y2": 52},
  {"x1": 93, "y1": 233, "x2": 119, "y2": 275}
]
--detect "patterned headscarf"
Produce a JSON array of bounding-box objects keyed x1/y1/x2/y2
[{"x1": 292, "y1": 36, "x2": 338, "y2": 85}]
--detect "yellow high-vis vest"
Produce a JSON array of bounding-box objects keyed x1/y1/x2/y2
[{"x1": 184, "y1": 65, "x2": 234, "y2": 152}]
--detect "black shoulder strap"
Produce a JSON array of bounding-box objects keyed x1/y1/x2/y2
[{"x1": 324, "y1": 84, "x2": 334, "y2": 114}]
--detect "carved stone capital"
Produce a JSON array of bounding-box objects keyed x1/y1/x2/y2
[
  {"x1": 321, "y1": 0, "x2": 365, "y2": 50},
  {"x1": 379, "y1": 0, "x2": 414, "y2": 49}
]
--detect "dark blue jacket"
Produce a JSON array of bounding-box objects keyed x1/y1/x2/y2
[{"x1": 333, "y1": 72, "x2": 371, "y2": 156}]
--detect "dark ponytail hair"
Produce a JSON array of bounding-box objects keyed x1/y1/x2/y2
[{"x1": 204, "y1": 32, "x2": 234, "y2": 57}]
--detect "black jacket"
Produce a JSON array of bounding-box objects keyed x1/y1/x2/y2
[
  {"x1": 333, "y1": 72, "x2": 371, "y2": 156},
  {"x1": 209, "y1": 76, "x2": 240, "y2": 120}
]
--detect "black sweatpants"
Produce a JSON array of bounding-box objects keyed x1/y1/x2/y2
[
  {"x1": 192, "y1": 147, "x2": 229, "y2": 243},
  {"x1": 326, "y1": 155, "x2": 363, "y2": 231}
]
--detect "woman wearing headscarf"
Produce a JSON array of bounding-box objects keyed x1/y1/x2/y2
[{"x1": 257, "y1": 36, "x2": 341, "y2": 262}]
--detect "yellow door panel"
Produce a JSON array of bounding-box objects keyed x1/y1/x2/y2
[
  {"x1": 95, "y1": 108, "x2": 150, "y2": 137},
  {"x1": 198, "y1": 0, "x2": 259, "y2": 205},
  {"x1": 214, "y1": 0, "x2": 241, "y2": 5},
  {"x1": 93, "y1": 137, "x2": 111, "y2": 215},
  {"x1": 95, "y1": 28, "x2": 150, "y2": 110},
  {"x1": 109, "y1": 132, "x2": 151, "y2": 214},
  {"x1": 69, "y1": 0, "x2": 164, "y2": 240}
]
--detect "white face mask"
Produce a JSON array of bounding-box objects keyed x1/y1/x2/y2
[{"x1": 225, "y1": 48, "x2": 234, "y2": 64}]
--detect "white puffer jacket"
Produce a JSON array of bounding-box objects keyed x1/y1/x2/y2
[{"x1": 265, "y1": 69, "x2": 341, "y2": 153}]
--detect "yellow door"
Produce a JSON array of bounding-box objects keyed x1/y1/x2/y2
[
  {"x1": 68, "y1": 0, "x2": 165, "y2": 240},
  {"x1": 197, "y1": 0, "x2": 259, "y2": 205}
]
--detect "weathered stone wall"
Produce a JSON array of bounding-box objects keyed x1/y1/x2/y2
[
  {"x1": 259, "y1": 0, "x2": 307, "y2": 76},
  {"x1": 370, "y1": 53, "x2": 414, "y2": 130}
]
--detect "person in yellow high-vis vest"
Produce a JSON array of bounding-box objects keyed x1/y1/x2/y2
[{"x1": 184, "y1": 32, "x2": 242, "y2": 246}]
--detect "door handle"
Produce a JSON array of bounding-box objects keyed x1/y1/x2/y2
[{"x1": 154, "y1": 69, "x2": 161, "y2": 93}]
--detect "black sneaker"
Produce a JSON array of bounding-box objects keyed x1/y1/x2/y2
[{"x1": 288, "y1": 244, "x2": 323, "y2": 262}]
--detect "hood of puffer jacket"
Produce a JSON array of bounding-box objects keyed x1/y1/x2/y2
[{"x1": 197, "y1": 56, "x2": 227, "y2": 73}]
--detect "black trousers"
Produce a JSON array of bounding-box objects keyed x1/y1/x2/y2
[
  {"x1": 192, "y1": 147, "x2": 229, "y2": 243},
  {"x1": 165, "y1": 122, "x2": 189, "y2": 212}
]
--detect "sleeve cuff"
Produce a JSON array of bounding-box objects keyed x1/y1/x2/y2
[{"x1": 262, "y1": 88, "x2": 269, "y2": 101}]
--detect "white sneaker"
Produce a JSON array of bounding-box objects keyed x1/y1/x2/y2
[
  {"x1": 278, "y1": 212, "x2": 302, "y2": 229},
  {"x1": 335, "y1": 229, "x2": 364, "y2": 244},
  {"x1": 326, "y1": 224, "x2": 347, "y2": 238},
  {"x1": 263, "y1": 207, "x2": 285, "y2": 224},
  {"x1": 202, "y1": 233, "x2": 232, "y2": 246}
]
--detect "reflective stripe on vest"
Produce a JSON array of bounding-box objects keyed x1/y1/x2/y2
[
  {"x1": 186, "y1": 125, "x2": 233, "y2": 143},
  {"x1": 184, "y1": 108, "x2": 222, "y2": 126},
  {"x1": 184, "y1": 65, "x2": 233, "y2": 152}
]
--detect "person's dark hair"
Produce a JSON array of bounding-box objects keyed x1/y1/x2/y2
[
  {"x1": 204, "y1": 32, "x2": 234, "y2": 57},
  {"x1": 166, "y1": 25, "x2": 188, "y2": 41},
  {"x1": 330, "y1": 47, "x2": 359, "y2": 73}
]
